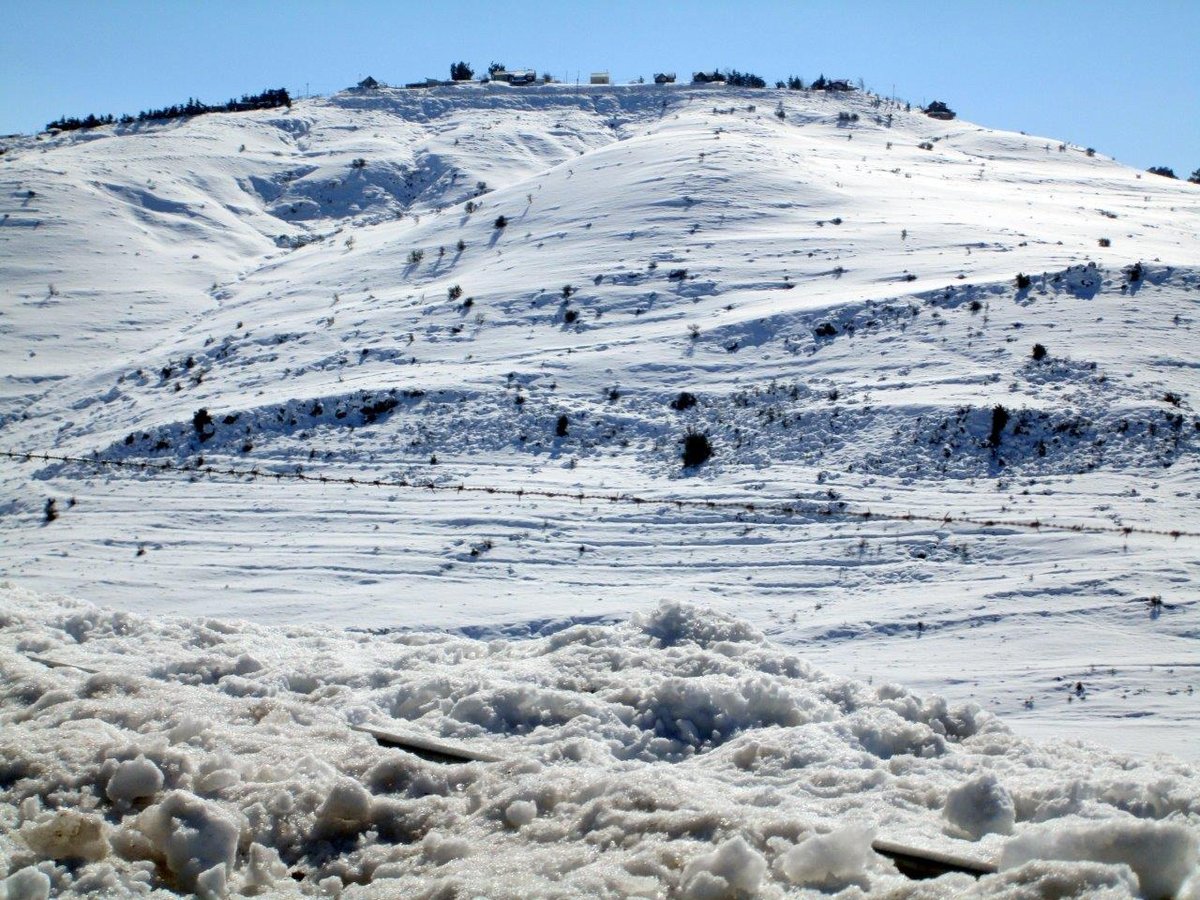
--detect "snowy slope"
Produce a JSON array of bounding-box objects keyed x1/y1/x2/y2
[{"x1": 1, "y1": 81, "x2": 1199, "y2": 770}]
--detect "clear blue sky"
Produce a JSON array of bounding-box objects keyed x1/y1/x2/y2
[{"x1": 2, "y1": 0, "x2": 1196, "y2": 176}]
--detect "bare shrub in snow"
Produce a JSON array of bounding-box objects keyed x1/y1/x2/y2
[
  {"x1": 192, "y1": 408, "x2": 215, "y2": 442},
  {"x1": 670, "y1": 391, "x2": 698, "y2": 411},
  {"x1": 682, "y1": 431, "x2": 713, "y2": 468},
  {"x1": 988, "y1": 405, "x2": 1010, "y2": 449}
]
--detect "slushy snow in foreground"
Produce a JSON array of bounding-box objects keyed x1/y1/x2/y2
[{"x1": 2, "y1": 587, "x2": 1197, "y2": 898}]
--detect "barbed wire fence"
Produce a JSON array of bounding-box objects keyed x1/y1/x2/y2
[{"x1": 4, "y1": 449, "x2": 1196, "y2": 541}]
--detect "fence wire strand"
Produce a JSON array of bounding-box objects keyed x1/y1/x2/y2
[{"x1": 3, "y1": 449, "x2": 1196, "y2": 540}]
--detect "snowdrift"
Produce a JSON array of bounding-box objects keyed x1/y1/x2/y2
[{"x1": 2, "y1": 587, "x2": 1198, "y2": 898}]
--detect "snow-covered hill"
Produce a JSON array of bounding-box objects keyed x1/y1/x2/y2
[
  {"x1": 2, "y1": 74, "x2": 1198, "y2": 789},
  {"x1": 2, "y1": 82, "x2": 1200, "y2": 753}
]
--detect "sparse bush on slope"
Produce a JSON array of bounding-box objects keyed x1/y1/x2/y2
[
  {"x1": 723, "y1": 70, "x2": 766, "y2": 89},
  {"x1": 192, "y1": 408, "x2": 215, "y2": 442},
  {"x1": 682, "y1": 432, "x2": 713, "y2": 468},
  {"x1": 671, "y1": 392, "x2": 698, "y2": 411},
  {"x1": 988, "y1": 405, "x2": 1010, "y2": 449}
]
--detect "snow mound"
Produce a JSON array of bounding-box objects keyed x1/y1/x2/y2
[
  {"x1": 1001, "y1": 819, "x2": 1200, "y2": 899},
  {"x1": 778, "y1": 824, "x2": 878, "y2": 888},
  {"x1": 943, "y1": 773, "x2": 1016, "y2": 840},
  {"x1": 2, "y1": 587, "x2": 1198, "y2": 897},
  {"x1": 680, "y1": 836, "x2": 767, "y2": 898}
]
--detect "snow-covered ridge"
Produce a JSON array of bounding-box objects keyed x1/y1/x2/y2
[
  {"x1": 5, "y1": 83, "x2": 1197, "y2": 399},
  {"x1": 2, "y1": 589, "x2": 1198, "y2": 897},
  {"x1": 1, "y1": 82, "x2": 1199, "y2": 763}
]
